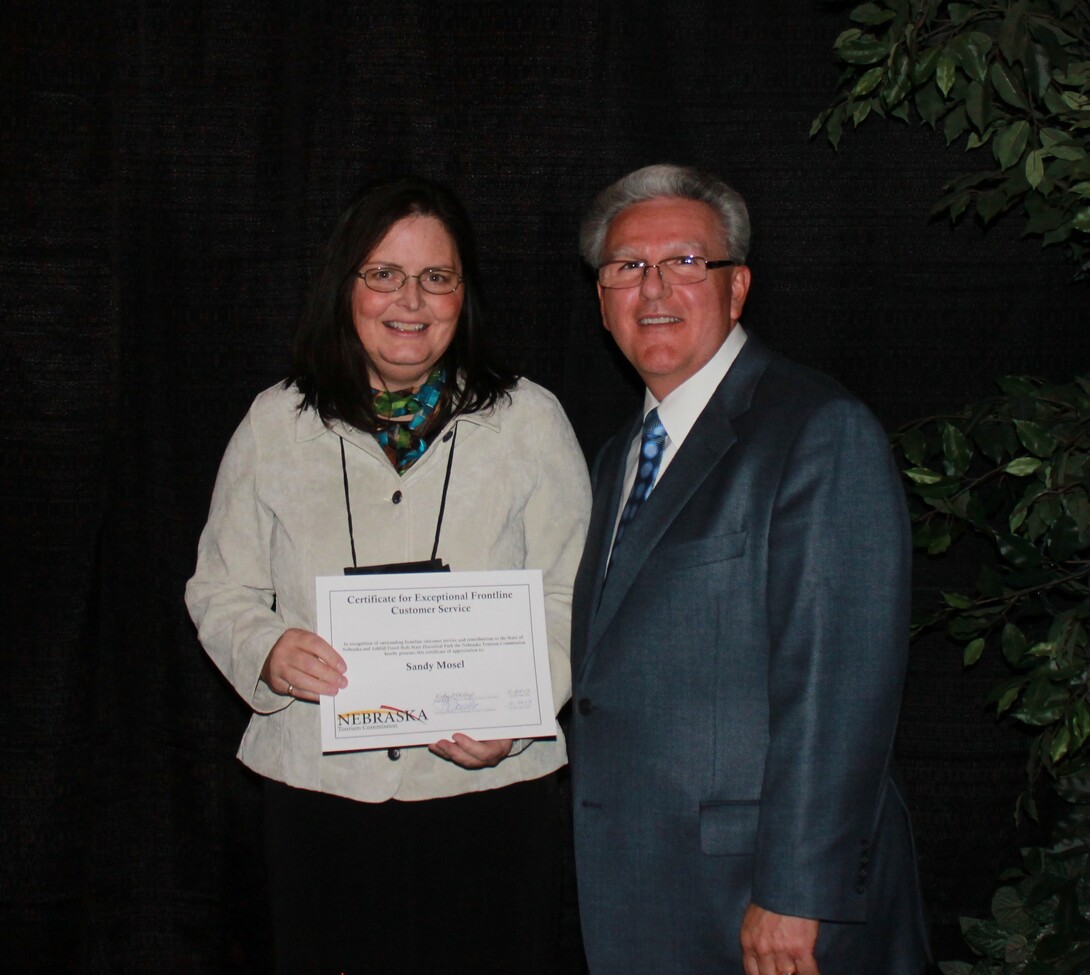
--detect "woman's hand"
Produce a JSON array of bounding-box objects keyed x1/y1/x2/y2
[
  {"x1": 261, "y1": 628, "x2": 348, "y2": 703},
  {"x1": 429, "y1": 734, "x2": 513, "y2": 769}
]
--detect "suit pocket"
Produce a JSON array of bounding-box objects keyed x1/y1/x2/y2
[
  {"x1": 654, "y1": 530, "x2": 747, "y2": 572},
  {"x1": 699, "y1": 800, "x2": 760, "y2": 856}
]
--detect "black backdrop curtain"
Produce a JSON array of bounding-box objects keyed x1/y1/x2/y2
[{"x1": 4, "y1": 1, "x2": 1086, "y2": 971}]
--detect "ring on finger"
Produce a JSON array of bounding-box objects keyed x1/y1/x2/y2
[{"x1": 286, "y1": 682, "x2": 295, "y2": 696}]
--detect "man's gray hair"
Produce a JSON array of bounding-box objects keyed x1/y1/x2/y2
[{"x1": 579, "y1": 164, "x2": 751, "y2": 268}]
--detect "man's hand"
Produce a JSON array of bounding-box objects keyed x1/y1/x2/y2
[{"x1": 740, "y1": 903, "x2": 820, "y2": 975}]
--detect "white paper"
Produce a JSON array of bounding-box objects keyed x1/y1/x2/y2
[{"x1": 316, "y1": 569, "x2": 556, "y2": 752}]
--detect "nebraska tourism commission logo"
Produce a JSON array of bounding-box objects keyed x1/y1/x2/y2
[{"x1": 336, "y1": 704, "x2": 429, "y2": 729}]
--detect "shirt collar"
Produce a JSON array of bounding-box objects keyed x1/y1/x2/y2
[{"x1": 644, "y1": 324, "x2": 747, "y2": 444}]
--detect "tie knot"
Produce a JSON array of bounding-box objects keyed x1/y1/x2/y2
[{"x1": 642, "y1": 408, "x2": 667, "y2": 447}]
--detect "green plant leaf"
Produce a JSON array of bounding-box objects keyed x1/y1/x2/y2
[
  {"x1": 930, "y1": 525, "x2": 953, "y2": 554},
  {"x1": 850, "y1": 3, "x2": 896, "y2": 26},
  {"x1": 1022, "y1": 42, "x2": 1052, "y2": 101},
  {"x1": 905, "y1": 466, "x2": 944, "y2": 484},
  {"x1": 964, "y1": 636, "x2": 986, "y2": 666},
  {"x1": 944, "y1": 104, "x2": 969, "y2": 145},
  {"x1": 994, "y1": 119, "x2": 1030, "y2": 168},
  {"x1": 990, "y1": 60, "x2": 1027, "y2": 109},
  {"x1": 988, "y1": 674, "x2": 1028, "y2": 714},
  {"x1": 912, "y1": 45, "x2": 942, "y2": 84},
  {"x1": 956, "y1": 32, "x2": 993, "y2": 85},
  {"x1": 1050, "y1": 724, "x2": 1072, "y2": 763},
  {"x1": 977, "y1": 188, "x2": 1008, "y2": 224},
  {"x1": 853, "y1": 65, "x2": 885, "y2": 97},
  {"x1": 944, "y1": 591, "x2": 974, "y2": 609},
  {"x1": 937, "y1": 53, "x2": 958, "y2": 97},
  {"x1": 1005, "y1": 456, "x2": 1043, "y2": 476},
  {"x1": 949, "y1": 612, "x2": 991, "y2": 641},
  {"x1": 852, "y1": 99, "x2": 874, "y2": 125},
  {"x1": 1060, "y1": 90, "x2": 1088, "y2": 112},
  {"x1": 1048, "y1": 513, "x2": 1083, "y2": 561},
  {"x1": 884, "y1": 51, "x2": 913, "y2": 108},
  {"x1": 942, "y1": 422, "x2": 973, "y2": 475},
  {"x1": 961, "y1": 916, "x2": 1010, "y2": 958},
  {"x1": 1002, "y1": 623, "x2": 1028, "y2": 666},
  {"x1": 965, "y1": 80, "x2": 992, "y2": 132},
  {"x1": 889, "y1": 100, "x2": 911, "y2": 122},
  {"x1": 898, "y1": 426, "x2": 927, "y2": 466},
  {"x1": 996, "y1": 376, "x2": 1037, "y2": 397},
  {"x1": 1073, "y1": 207, "x2": 1090, "y2": 233},
  {"x1": 1026, "y1": 149, "x2": 1046, "y2": 189},
  {"x1": 1014, "y1": 676, "x2": 1068, "y2": 727},
  {"x1": 936, "y1": 963, "x2": 972, "y2": 975},
  {"x1": 1024, "y1": 195, "x2": 1068, "y2": 235},
  {"x1": 947, "y1": 4, "x2": 975, "y2": 25},
  {"x1": 1014, "y1": 419, "x2": 1058, "y2": 457},
  {"x1": 998, "y1": 7, "x2": 1027, "y2": 67},
  {"x1": 1063, "y1": 491, "x2": 1090, "y2": 539},
  {"x1": 837, "y1": 33, "x2": 890, "y2": 65},
  {"x1": 1066, "y1": 701, "x2": 1090, "y2": 751},
  {"x1": 997, "y1": 532, "x2": 1042, "y2": 568},
  {"x1": 916, "y1": 82, "x2": 948, "y2": 126},
  {"x1": 827, "y1": 105, "x2": 845, "y2": 148}
]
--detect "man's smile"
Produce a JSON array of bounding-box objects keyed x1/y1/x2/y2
[{"x1": 638, "y1": 315, "x2": 682, "y2": 325}]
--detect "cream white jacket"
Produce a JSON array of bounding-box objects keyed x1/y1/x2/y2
[{"x1": 186, "y1": 379, "x2": 591, "y2": 801}]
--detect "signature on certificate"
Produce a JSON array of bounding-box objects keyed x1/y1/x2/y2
[{"x1": 433, "y1": 691, "x2": 480, "y2": 714}]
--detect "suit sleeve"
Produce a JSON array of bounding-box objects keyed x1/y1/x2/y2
[{"x1": 750, "y1": 396, "x2": 911, "y2": 922}]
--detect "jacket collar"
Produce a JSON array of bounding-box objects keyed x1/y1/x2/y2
[
  {"x1": 293, "y1": 390, "x2": 503, "y2": 452},
  {"x1": 580, "y1": 335, "x2": 773, "y2": 664}
]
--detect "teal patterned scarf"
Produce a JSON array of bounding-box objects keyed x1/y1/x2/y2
[{"x1": 372, "y1": 367, "x2": 447, "y2": 474}]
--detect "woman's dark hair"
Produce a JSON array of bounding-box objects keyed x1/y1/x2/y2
[{"x1": 287, "y1": 175, "x2": 514, "y2": 432}]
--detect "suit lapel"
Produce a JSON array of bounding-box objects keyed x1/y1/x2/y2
[{"x1": 580, "y1": 337, "x2": 773, "y2": 674}]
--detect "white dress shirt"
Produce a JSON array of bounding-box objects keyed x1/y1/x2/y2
[{"x1": 610, "y1": 324, "x2": 748, "y2": 550}]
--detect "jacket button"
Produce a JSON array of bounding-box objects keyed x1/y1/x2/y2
[
  {"x1": 856, "y1": 883, "x2": 866, "y2": 894},
  {"x1": 392, "y1": 491, "x2": 402, "y2": 504},
  {"x1": 387, "y1": 748, "x2": 400, "y2": 760},
  {"x1": 578, "y1": 698, "x2": 593, "y2": 715}
]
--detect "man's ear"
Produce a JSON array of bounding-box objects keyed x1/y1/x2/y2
[
  {"x1": 730, "y1": 265, "x2": 752, "y2": 322},
  {"x1": 597, "y1": 282, "x2": 612, "y2": 334}
]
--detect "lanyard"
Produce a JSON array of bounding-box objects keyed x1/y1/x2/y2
[{"x1": 338, "y1": 423, "x2": 459, "y2": 573}]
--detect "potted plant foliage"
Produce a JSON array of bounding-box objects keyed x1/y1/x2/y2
[{"x1": 814, "y1": 3, "x2": 1090, "y2": 969}]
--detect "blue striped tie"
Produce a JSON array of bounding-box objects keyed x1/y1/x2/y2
[{"x1": 613, "y1": 408, "x2": 667, "y2": 548}]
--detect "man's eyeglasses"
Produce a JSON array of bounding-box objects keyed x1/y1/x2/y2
[
  {"x1": 597, "y1": 256, "x2": 737, "y2": 289},
  {"x1": 356, "y1": 266, "x2": 463, "y2": 295}
]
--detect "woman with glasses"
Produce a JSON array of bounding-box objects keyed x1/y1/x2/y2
[{"x1": 186, "y1": 175, "x2": 590, "y2": 973}]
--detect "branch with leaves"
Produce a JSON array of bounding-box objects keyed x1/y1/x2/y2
[
  {"x1": 897, "y1": 373, "x2": 1090, "y2": 972},
  {"x1": 897, "y1": 374, "x2": 1090, "y2": 820},
  {"x1": 813, "y1": 0, "x2": 1090, "y2": 278},
  {"x1": 938, "y1": 844, "x2": 1090, "y2": 975}
]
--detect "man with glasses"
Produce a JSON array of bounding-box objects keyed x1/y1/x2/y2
[{"x1": 569, "y1": 165, "x2": 929, "y2": 975}]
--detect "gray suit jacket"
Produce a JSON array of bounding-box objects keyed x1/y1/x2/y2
[{"x1": 570, "y1": 336, "x2": 930, "y2": 973}]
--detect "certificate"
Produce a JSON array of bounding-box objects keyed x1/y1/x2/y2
[{"x1": 316, "y1": 570, "x2": 557, "y2": 752}]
